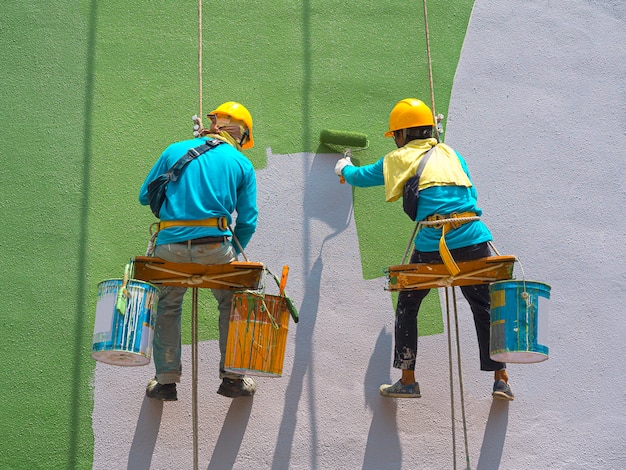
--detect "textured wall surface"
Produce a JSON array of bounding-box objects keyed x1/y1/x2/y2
[
  {"x1": 94, "y1": 2, "x2": 626, "y2": 469},
  {"x1": 2, "y1": 0, "x2": 625, "y2": 469}
]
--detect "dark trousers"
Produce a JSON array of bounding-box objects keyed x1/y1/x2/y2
[{"x1": 393, "y1": 242, "x2": 505, "y2": 372}]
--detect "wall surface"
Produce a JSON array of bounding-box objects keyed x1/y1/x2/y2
[{"x1": 1, "y1": 0, "x2": 625, "y2": 469}]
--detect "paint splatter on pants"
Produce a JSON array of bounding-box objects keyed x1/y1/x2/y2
[{"x1": 393, "y1": 242, "x2": 506, "y2": 372}]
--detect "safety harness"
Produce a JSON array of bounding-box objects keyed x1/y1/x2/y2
[
  {"x1": 144, "y1": 138, "x2": 233, "y2": 256},
  {"x1": 423, "y1": 211, "x2": 479, "y2": 276},
  {"x1": 146, "y1": 138, "x2": 224, "y2": 218},
  {"x1": 157, "y1": 217, "x2": 229, "y2": 232}
]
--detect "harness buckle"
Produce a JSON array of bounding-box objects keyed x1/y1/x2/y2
[
  {"x1": 430, "y1": 213, "x2": 446, "y2": 230},
  {"x1": 449, "y1": 212, "x2": 463, "y2": 230}
]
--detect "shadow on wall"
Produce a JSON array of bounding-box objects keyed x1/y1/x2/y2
[
  {"x1": 208, "y1": 399, "x2": 254, "y2": 470},
  {"x1": 363, "y1": 328, "x2": 401, "y2": 470},
  {"x1": 272, "y1": 257, "x2": 324, "y2": 469},
  {"x1": 268, "y1": 0, "x2": 356, "y2": 461},
  {"x1": 128, "y1": 399, "x2": 163, "y2": 470},
  {"x1": 71, "y1": 0, "x2": 98, "y2": 467},
  {"x1": 126, "y1": 392, "x2": 254, "y2": 469},
  {"x1": 476, "y1": 400, "x2": 509, "y2": 470}
]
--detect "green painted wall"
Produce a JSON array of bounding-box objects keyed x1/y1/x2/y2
[
  {"x1": 1, "y1": 1, "x2": 95, "y2": 467},
  {"x1": 0, "y1": 1, "x2": 473, "y2": 467}
]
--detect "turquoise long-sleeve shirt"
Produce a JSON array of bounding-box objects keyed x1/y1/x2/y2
[
  {"x1": 341, "y1": 149, "x2": 492, "y2": 252},
  {"x1": 139, "y1": 137, "x2": 257, "y2": 251}
]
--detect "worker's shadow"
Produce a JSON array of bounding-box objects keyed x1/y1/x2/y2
[
  {"x1": 476, "y1": 400, "x2": 509, "y2": 470},
  {"x1": 362, "y1": 327, "x2": 402, "y2": 470},
  {"x1": 270, "y1": 152, "x2": 351, "y2": 469},
  {"x1": 207, "y1": 398, "x2": 254, "y2": 470},
  {"x1": 127, "y1": 398, "x2": 163, "y2": 470},
  {"x1": 126, "y1": 392, "x2": 253, "y2": 470}
]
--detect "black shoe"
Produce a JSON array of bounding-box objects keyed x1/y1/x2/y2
[
  {"x1": 146, "y1": 377, "x2": 177, "y2": 401},
  {"x1": 217, "y1": 377, "x2": 257, "y2": 398},
  {"x1": 492, "y1": 379, "x2": 514, "y2": 401}
]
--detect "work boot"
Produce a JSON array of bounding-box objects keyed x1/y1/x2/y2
[
  {"x1": 492, "y1": 379, "x2": 514, "y2": 401},
  {"x1": 379, "y1": 380, "x2": 421, "y2": 398},
  {"x1": 217, "y1": 377, "x2": 257, "y2": 398},
  {"x1": 146, "y1": 377, "x2": 177, "y2": 401}
]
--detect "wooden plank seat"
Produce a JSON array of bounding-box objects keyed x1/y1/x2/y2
[
  {"x1": 385, "y1": 255, "x2": 516, "y2": 291},
  {"x1": 132, "y1": 256, "x2": 265, "y2": 290}
]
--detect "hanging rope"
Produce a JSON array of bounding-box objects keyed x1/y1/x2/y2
[
  {"x1": 452, "y1": 288, "x2": 471, "y2": 470},
  {"x1": 421, "y1": 2, "x2": 470, "y2": 468},
  {"x1": 191, "y1": 287, "x2": 199, "y2": 470},
  {"x1": 444, "y1": 287, "x2": 458, "y2": 470},
  {"x1": 197, "y1": 0, "x2": 203, "y2": 117},
  {"x1": 422, "y1": 0, "x2": 438, "y2": 137},
  {"x1": 192, "y1": 2, "x2": 203, "y2": 469}
]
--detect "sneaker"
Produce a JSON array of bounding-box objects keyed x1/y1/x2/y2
[
  {"x1": 217, "y1": 377, "x2": 257, "y2": 398},
  {"x1": 379, "y1": 380, "x2": 421, "y2": 398},
  {"x1": 492, "y1": 379, "x2": 514, "y2": 401},
  {"x1": 145, "y1": 377, "x2": 177, "y2": 401}
]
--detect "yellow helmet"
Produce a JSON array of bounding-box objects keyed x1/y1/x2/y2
[
  {"x1": 208, "y1": 101, "x2": 254, "y2": 149},
  {"x1": 384, "y1": 98, "x2": 435, "y2": 137}
]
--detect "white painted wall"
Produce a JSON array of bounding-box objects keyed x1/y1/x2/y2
[{"x1": 93, "y1": 1, "x2": 626, "y2": 468}]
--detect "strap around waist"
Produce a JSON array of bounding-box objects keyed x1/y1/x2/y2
[
  {"x1": 421, "y1": 212, "x2": 479, "y2": 276},
  {"x1": 424, "y1": 212, "x2": 478, "y2": 229},
  {"x1": 158, "y1": 216, "x2": 229, "y2": 232}
]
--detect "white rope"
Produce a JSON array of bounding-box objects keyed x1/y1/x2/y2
[
  {"x1": 192, "y1": 3, "x2": 202, "y2": 468},
  {"x1": 191, "y1": 287, "x2": 199, "y2": 470},
  {"x1": 452, "y1": 287, "x2": 471, "y2": 470},
  {"x1": 419, "y1": 216, "x2": 481, "y2": 227},
  {"x1": 444, "y1": 287, "x2": 458, "y2": 469},
  {"x1": 422, "y1": 0, "x2": 438, "y2": 135},
  {"x1": 420, "y1": 3, "x2": 471, "y2": 461},
  {"x1": 197, "y1": 0, "x2": 203, "y2": 118},
  {"x1": 445, "y1": 287, "x2": 473, "y2": 470}
]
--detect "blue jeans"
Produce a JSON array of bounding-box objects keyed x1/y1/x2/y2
[
  {"x1": 152, "y1": 241, "x2": 242, "y2": 384},
  {"x1": 394, "y1": 242, "x2": 506, "y2": 372}
]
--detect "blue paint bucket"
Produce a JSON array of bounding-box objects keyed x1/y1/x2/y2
[
  {"x1": 92, "y1": 279, "x2": 159, "y2": 366},
  {"x1": 489, "y1": 280, "x2": 551, "y2": 363}
]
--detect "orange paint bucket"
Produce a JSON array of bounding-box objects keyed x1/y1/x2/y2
[{"x1": 224, "y1": 292, "x2": 291, "y2": 377}]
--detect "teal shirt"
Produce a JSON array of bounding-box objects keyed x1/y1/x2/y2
[
  {"x1": 139, "y1": 137, "x2": 257, "y2": 251},
  {"x1": 341, "y1": 151, "x2": 492, "y2": 252}
]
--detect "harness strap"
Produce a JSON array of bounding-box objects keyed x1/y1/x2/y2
[
  {"x1": 423, "y1": 212, "x2": 478, "y2": 276},
  {"x1": 158, "y1": 216, "x2": 229, "y2": 232}
]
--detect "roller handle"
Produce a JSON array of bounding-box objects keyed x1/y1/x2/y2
[{"x1": 339, "y1": 149, "x2": 352, "y2": 184}]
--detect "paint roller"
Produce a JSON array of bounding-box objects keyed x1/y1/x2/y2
[{"x1": 319, "y1": 129, "x2": 369, "y2": 183}]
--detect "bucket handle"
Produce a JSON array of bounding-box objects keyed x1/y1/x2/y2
[{"x1": 265, "y1": 266, "x2": 299, "y2": 324}]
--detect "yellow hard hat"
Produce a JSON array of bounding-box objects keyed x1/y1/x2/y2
[
  {"x1": 384, "y1": 98, "x2": 435, "y2": 137},
  {"x1": 208, "y1": 101, "x2": 254, "y2": 149}
]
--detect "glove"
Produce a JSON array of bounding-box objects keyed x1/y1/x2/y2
[{"x1": 334, "y1": 156, "x2": 353, "y2": 176}]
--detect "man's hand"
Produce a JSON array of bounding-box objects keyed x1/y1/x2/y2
[{"x1": 335, "y1": 156, "x2": 353, "y2": 176}]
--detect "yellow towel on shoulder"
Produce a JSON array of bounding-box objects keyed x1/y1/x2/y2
[{"x1": 382, "y1": 138, "x2": 472, "y2": 202}]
